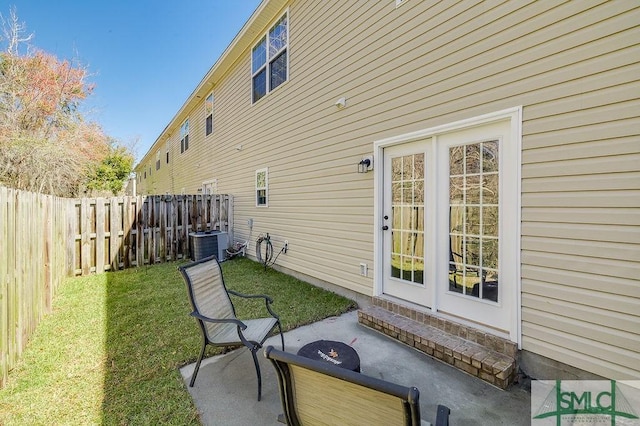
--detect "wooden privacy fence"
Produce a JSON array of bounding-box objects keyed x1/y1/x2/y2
[
  {"x1": 1, "y1": 187, "x2": 69, "y2": 388},
  {"x1": 1, "y1": 188, "x2": 233, "y2": 387},
  {"x1": 70, "y1": 194, "x2": 234, "y2": 275}
]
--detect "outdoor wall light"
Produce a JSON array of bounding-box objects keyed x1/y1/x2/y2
[
  {"x1": 358, "y1": 155, "x2": 373, "y2": 173},
  {"x1": 335, "y1": 97, "x2": 347, "y2": 109}
]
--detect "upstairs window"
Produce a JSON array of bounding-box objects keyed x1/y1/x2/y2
[
  {"x1": 252, "y1": 12, "x2": 288, "y2": 103},
  {"x1": 180, "y1": 119, "x2": 189, "y2": 153},
  {"x1": 256, "y1": 168, "x2": 268, "y2": 207},
  {"x1": 205, "y1": 93, "x2": 214, "y2": 136},
  {"x1": 155, "y1": 152, "x2": 161, "y2": 170}
]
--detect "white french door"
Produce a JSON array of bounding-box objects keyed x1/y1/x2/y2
[
  {"x1": 376, "y1": 108, "x2": 521, "y2": 341},
  {"x1": 381, "y1": 140, "x2": 432, "y2": 307}
]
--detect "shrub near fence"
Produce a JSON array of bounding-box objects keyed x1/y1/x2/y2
[{"x1": 0, "y1": 187, "x2": 233, "y2": 387}]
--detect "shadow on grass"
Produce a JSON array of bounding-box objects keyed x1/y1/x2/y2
[
  {"x1": 101, "y1": 257, "x2": 356, "y2": 424},
  {"x1": 102, "y1": 261, "x2": 201, "y2": 425}
]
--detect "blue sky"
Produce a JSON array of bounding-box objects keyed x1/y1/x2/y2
[{"x1": 3, "y1": 0, "x2": 262, "y2": 161}]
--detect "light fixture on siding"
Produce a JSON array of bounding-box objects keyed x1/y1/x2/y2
[
  {"x1": 358, "y1": 155, "x2": 373, "y2": 173},
  {"x1": 335, "y1": 97, "x2": 347, "y2": 109}
]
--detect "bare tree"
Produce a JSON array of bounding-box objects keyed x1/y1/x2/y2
[
  {"x1": 0, "y1": 6, "x2": 33, "y2": 54},
  {"x1": 0, "y1": 8, "x2": 133, "y2": 197}
]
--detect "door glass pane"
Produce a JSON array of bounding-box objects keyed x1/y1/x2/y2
[
  {"x1": 390, "y1": 154, "x2": 425, "y2": 285},
  {"x1": 448, "y1": 141, "x2": 499, "y2": 302}
]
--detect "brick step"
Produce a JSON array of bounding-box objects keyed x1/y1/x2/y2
[{"x1": 358, "y1": 304, "x2": 517, "y2": 389}]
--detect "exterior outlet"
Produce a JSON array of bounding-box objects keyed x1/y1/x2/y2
[{"x1": 359, "y1": 263, "x2": 368, "y2": 276}]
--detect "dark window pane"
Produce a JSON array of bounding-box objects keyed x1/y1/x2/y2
[
  {"x1": 252, "y1": 37, "x2": 266, "y2": 74},
  {"x1": 482, "y1": 269, "x2": 499, "y2": 302},
  {"x1": 270, "y1": 50, "x2": 287, "y2": 91},
  {"x1": 391, "y1": 254, "x2": 401, "y2": 278},
  {"x1": 206, "y1": 114, "x2": 213, "y2": 136},
  {"x1": 413, "y1": 257, "x2": 424, "y2": 284},
  {"x1": 257, "y1": 189, "x2": 267, "y2": 205},
  {"x1": 253, "y1": 69, "x2": 266, "y2": 102},
  {"x1": 184, "y1": 134, "x2": 189, "y2": 151}
]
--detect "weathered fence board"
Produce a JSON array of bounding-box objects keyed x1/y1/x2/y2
[
  {"x1": 1, "y1": 189, "x2": 233, "y2": 388},
  {"x1": 0, "y1": 188, "x2": 68, "y2": 388},
  {"x1": 67, "y1": 194, "x2": 233, "y2": 275}
]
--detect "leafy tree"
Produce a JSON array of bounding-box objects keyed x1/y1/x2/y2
[
  {"x1": 0, "y1": 8, "x2": 133, "y2": 197},
  {"x1": 85, "y1": 143, "x2": 135, "y2": 195}
]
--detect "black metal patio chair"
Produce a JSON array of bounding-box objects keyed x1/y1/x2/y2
[
  {"x1": 264, "y1": 346, "x2": 451, "y2": 426},
  {"x1": 178, "y1": 255, "x2": 284, "y2": 401}
]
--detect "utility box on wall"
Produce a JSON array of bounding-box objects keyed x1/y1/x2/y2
[{"x1": 189, "y1": 231, "x2": 229, "y2": 261}]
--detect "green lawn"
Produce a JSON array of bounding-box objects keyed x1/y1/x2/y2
[{"x1": 0, "y1": 257, "x2": 357, "y2": 425}]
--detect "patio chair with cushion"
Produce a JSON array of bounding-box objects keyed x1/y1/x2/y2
[
  {"x1": 179, "y1": 255, "x2": 284, "y2": 401},
  {"x1": 264, "y1": 346, "x2": 451, "y2": 426}
]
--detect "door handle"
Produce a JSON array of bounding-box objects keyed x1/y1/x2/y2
[{"x1": 382, "y1": 225, "x2": 389, "y2": 231}]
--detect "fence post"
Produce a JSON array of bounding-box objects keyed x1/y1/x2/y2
[{"x1": 95, "y1": 198, "x2": 105, "y2": 274}]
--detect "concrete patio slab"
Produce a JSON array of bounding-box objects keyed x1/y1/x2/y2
[{"x1": 180, "y1": 311, "x2": 531, "y2": 425}]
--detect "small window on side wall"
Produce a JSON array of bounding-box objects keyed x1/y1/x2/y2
[
  {"x1": 180, "y1": 119, "x2": 190, "y2": 153},
  {"x1": 205, "y1": 93, "x2": 214, "y2": 136},
  {"x1": 256, "y1": 168, "x2": 268, "y2": 207}
]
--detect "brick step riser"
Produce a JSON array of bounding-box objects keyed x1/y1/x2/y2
[
  {"x1": 370, "y1": 297, "x2": 517, "y2": 358},
  {"x1": 358, "y1": 305, "x2": 517, "y2": 390}
]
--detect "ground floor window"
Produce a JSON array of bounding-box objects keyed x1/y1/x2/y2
[{"x1": 256, "y1": 168, "x2": 268, "y2": 207}]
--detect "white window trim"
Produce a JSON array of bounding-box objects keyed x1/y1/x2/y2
[
  {"x1": 373, "y1": 107, "x2": 523, "y2": 346},
  {"x1": 251, "y1": 10, "x2": 289, "y2": 104},
  {"x1": 255, "y1": 168, "x2": 269, "y2": 207}
]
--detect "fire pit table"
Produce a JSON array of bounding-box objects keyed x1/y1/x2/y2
[{"x1": 297, "y1": 339, "x2": 360, "y2": 373}]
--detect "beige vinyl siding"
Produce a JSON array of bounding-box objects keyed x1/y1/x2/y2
[
  {"x1": 138, "y1": 0, "x2": 639, "y2": 378},
  {"x1": 516, "y1": 3, "x2": 640, "y2": 378}
]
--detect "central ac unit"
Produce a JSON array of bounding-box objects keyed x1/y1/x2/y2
[{"x1": 189, "y1": 231, "x2": 229, "y2": 261}]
